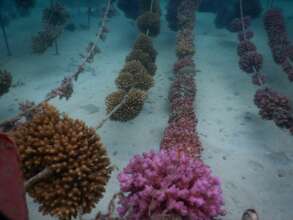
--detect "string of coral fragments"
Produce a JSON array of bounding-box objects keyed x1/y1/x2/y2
[
  {"x1": 116, "y1": 1, "x2": 225, "y2": 219},
  {"x1": 103, "y1": 0, "x2": 160, "y2": 125},
  {"x1": 0, "y1": 0, "x2": 115, "y2": 132},
  {"x1": 229, "y1": 0, "x2": 293, "y2": 135}
]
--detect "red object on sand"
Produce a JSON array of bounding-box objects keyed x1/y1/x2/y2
[{"x1": 0, "y1": 133, "x2": 28, "y2": 220}]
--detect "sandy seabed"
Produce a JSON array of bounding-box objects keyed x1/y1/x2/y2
[{"x1": 1, "y1": 0, "x2": 293, "y2": 219}]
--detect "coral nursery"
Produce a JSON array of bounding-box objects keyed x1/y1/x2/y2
[{"x1": 0, "y1": 0, "x2": 293, "y2": 220}]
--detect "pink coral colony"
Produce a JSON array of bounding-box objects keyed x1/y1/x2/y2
[{"x1": 118, "y1": 0, "x2": 225, "y2": 219}]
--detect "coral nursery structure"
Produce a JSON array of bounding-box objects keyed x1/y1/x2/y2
[
  {"x1": 12, "y1": 103, "x2": 112, "y2": 220},
  {"x1": 32, "y1": 1, "x2": 70, "y2": 54},
  {"x1": 229, "y1": 0, "x2": 293, "y2": 134},
  {"x1": 0, "y1": 0, "x2": 115, "y2": 132},
  {"x1": 117, "y1": 0, "x2": 225, "y2": 219},
  {"x1": 105, "y1": 0, "x2": 160, "y2": 122},
  {"x1": 263, "y1": 8, "x2": 293, "y2": 81}
]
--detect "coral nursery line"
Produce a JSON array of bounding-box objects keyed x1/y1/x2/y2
[
  {"x1": 104, "y1": 0, "x2": 160, "y2": 123},
  {"x1": 115, "y1": 0, "x2": 225, "y2": 219},
  {"x1": 1, "y1": 1, "x2": 160, "y2": 219},
  {"x1": 0, "y1": 0, "x2": 115, "y2": 132},
  {"x1": 229, "y1": 0, "x2": 293, "y2": 134},
  {"x1": 263, "y1": 7, "x2": 293, "y2": 81}
]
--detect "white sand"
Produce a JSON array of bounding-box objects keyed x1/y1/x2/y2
[{"x1": 1, "y1": 0, "x2": 293, "y2": 219}]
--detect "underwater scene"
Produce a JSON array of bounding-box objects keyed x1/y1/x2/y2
[{"x1": 0, "y1": 0, "x2": 293, "y2": 219}]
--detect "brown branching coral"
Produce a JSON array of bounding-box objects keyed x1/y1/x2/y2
[
  {"x1": 133, "y1": 34, "x2": 157, "y2": 62},
  {"x1": 115, "y1": 72, "x2": 134, "y2": 91},
  {"x1": 0, "y1": 69, "x2": 12, "y2": 96},
  {"x1": 12, "y1": 103, "x2": 111, "y2": 220},
  {"x1": 106, "y1": 89, "x2": 147, "y2": 121},
  {"x1": 121, "y1": 60, "x2": 149, "y2": 76},
  {"x1": 137, "y1": 12, "x2": 160, "y2": 37},
  {"x1": 116, "y1": 71, "x2": 154, "y2": 91},
  {"x1": 116, "y1": 60, "x2": 154, "y2": 91},
  {"x1": 126, "y1": 49, "x2": 157, "y2": 76}
]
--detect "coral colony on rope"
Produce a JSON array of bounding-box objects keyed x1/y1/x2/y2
[{"x1": 228, "y1": 0, "x2": 293, "y2": 135}]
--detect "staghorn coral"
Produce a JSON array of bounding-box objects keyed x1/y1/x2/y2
[
  {"x1": 126, "y1": 49, "x2": 157, "y2": 76},
  {"x1": 117, "y1": 149, "x2": 225, "y2": 220},
  {"x1": 106, "y1": 89, "x2": 147, "y2": 121},
  {"x1": 133, "y1": 34, "x2": 157, "y2": 62},
  {"x1": 0, "y1": 69, "x2": 12, "y2": 96},
  {"x1": 12, "y1": 103, "x2": 112, "y2": 220},
  {"x1": 137, "y1": 12, "x2": 160, "y2": 37}
]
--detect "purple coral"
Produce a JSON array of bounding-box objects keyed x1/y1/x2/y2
[
  {"x1": 117, "y1": 149, "x2": 225, "y2": 220},
  {"x1": 254, "y1": 88, "x2": 293, "y2": 128},
  {"x1": 239, "y1": 51, "x2": 263, "y2": 73},
  {"x1": 237, "y1": 40, "x2": 256, "y2": 57}
]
